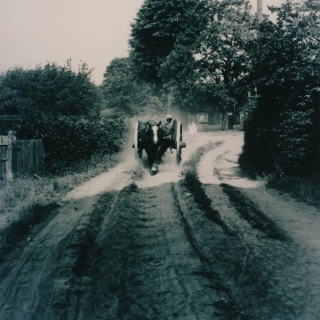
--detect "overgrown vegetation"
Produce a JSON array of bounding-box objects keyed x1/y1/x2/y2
[
  {"x1": 0, "y1": 152, "x2": 122, "y2": 259},
  {"x1": 100, "y1": 58, "x2": 165, "y2": 116},
  {"x1": 239, "y1": 0, "x2": 320, "y2": 177},
  {"x1": 0, "y1": 61, "x2": 128, "y2": 173},
  {"x1": 17, "y1": 112, "x2": 128, "y2": 173},
  {"x1": 0, "y1": 60, "x2": 101, "y2": 116},
  {"x1": 267, "y1": 174, "x2": 320, "y2": 207}
]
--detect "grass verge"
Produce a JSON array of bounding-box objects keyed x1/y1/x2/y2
[
  {"x1": 267, "y1": 173, "x2": 320, "y2": 207},
  {"x1": 0, "y1": 152, "x2": 121, "y2": 258}
]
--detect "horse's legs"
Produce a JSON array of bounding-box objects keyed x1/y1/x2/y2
[
  {"x1": 145, "y1": 148, "x2": 152, "y2": 168},
  {"x1": 158, "y1": 140, "x2": 169, "y2": 160},
  {"x1": 145, "y1": 147, "x2": 157, "y2": 174}
]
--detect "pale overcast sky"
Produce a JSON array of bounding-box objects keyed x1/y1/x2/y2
[{"x1": 0, "y1": 0, "x2": 283, "y2": 85}]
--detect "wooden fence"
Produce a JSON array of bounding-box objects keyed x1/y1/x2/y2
[{"x1": 0, "y1": 131, "x2": 45, "y2": 180}]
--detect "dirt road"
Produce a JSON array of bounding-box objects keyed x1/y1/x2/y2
[{"x1": 1, "y1": 131, "x2": 320, "y2": 319}]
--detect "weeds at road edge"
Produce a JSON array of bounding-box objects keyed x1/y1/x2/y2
[
  {"x1": 0, "y1": 152, "x2": 122, "y2": 262},
  {"x1": 268, "y1": 174, "x2": 320, "y2": 207},
  {"x1": 0, "y1": 202, "x2": 59, "y2": 264}
]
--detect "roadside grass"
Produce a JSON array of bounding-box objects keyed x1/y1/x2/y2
[
  {"x1": 267, "y1": 173, "x2": 320, "y2": 207},
  {"x1": 241, "y1": 167, "x2": 320, "y2": 208},
  {"x1": 0, "y1": 153, "x2": 121, "y2": 259}
]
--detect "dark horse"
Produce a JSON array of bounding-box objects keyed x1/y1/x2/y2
[{"x1": 138, "y1": 120, "x2": 163, "y2": 174}]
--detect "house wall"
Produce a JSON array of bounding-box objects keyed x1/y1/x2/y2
[{"x1": 186, "y1": 110, "x2": 242, "y2": 131}]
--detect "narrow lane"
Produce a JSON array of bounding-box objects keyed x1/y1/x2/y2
[{"x1": 1, "y1": 131, "x2": 320, "y2": 319}]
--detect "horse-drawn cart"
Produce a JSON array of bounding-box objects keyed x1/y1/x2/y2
[{"x1": 132, "y1": 119, "x2": 186, "y2": 173}]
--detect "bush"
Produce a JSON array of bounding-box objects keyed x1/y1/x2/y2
[
  {"x1": 0, "y1": 62, "x2": 127, "y2": 173},
  {"x1": 0, "y1": 61, "x2": 102, "y2": 117},
  {"x1": 15, "y1": 112, "x2": 128, "y2": 173},
  {"x1": 240, "y1": 1, "x2": 320, "y2": 177}
]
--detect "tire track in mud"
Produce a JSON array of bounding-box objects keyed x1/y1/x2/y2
[
  {"x1": 5, "y1": 181, "x2": 223, "y2": 319},
  {"x1": 180, "y1": 142, "x2": 308, "y2": 319},
  {"x1": 220, "y1": 183, "x2": 287, "y2": 241},
  {"x1": 2, "y1": 131, "x2": 320, "y2": 319},
  {"x1": 0, "y1": 197, "x2": 98, "y2": 320},
  {"x1": 33, "y1": 179, "x2": 250, "y2": 320},
  {"x1": 207, "y1": 182, "x2": 318, "y2": 320},
  {"x1": 77, "y1": 183, "x2": 224, "y2": 319},
  {"x1": 33, "y1": 191, "x2": 120, "y2": 320},
  {"x1": 175, "y1": 177, "x2": 251, "y2": 319},
  {"x1": 170, "y1": 183, "x2": 249, "y2": 319},
  {"x1": 191, "y1": 141, "x2": 320, "y2": 319}
]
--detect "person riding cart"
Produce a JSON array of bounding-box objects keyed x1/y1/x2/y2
[
  {"x1": 132, "y1": 115, "x2": 186, "y2": 172},
  {"x1": 158, "y1": 115, "x2": 175, "y2": 158}
]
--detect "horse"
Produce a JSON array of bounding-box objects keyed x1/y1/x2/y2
[{"x1": 138, "y1": 120, "x2": 162, "y2": 174}]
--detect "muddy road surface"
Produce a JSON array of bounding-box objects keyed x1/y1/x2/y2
[{"x1": 1, "y1": 131, "x2": 320, "y2": 319}]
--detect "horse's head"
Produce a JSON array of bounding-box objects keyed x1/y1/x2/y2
[{"x1": 147, "y1": 120, "x2": 162, "y2": 145}]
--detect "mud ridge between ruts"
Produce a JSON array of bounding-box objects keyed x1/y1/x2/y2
[
  {"x1": 29, "y1": 191, "x2": 120, "y2": 319},
  {"x1": 170, "y1": 183, "x2": 249, "y2": 318},
  {"x1": 178, "y1": 141, "x2": 299, "y2": 318},
  {"x1": 182, "y1": 141, "x2": 235, "y2": 236},
  {"x1": 182, "y1": 171, "x2": 236, "y2": 237},
  {"x1": 220, "y1": 183, "x2": 287, "y2": 241}
]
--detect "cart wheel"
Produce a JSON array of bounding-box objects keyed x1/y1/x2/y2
[
  {"x1": 133, "y1": 121, "x2": 142, "y2": 159},
  {"x1": 175, "y1": 121, "x2": 182, "y2": 164}
]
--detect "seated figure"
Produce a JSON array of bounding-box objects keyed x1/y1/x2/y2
[{"x1": 158, "y1": 115, "x2": 175, "y2": 159}]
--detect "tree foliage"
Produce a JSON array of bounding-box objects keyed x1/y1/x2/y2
[
  {"x1": 100, "y1": 58, "x2": 164, "y2": 116},
  {"x1": 129, "y1": 0, "x2": 254, "y2": 110},
  {"x1": 0, "y1": 61, "x2": 128, "y2": 173},
  {"x1": 129, "y1": 0, "x2": 208, "y2": 83},
  {"x1": 0, "y1": 60, "x2": 101, "y2": 116},
  {"x1": 7, "y1": 112, "x2": 127, "y2": 173},
  {"x1": 240, "y1": 0, "x2": 320, "y2": 176},
  {"x1": 193, "y1": 0, "x2": 254, "y2": 108}
]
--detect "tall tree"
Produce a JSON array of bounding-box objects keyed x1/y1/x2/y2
[
  {"x1": 159, "y1": 0, "x2": 255, "y2": 111},
  {"x1": 0, "y1": 60, "x2": 101, "y2": 117},
  {"x1": 240, "y1": 0, "x2": 320, "y2": 176},
  {"x1": 129, "y1": 0, "x2": 208, "y2": 83},
  {"x1": 191, "y1": 0, "x2": 254, "y2": 109},
  {"x1": 101, "y1": 57, "x2": 164, "y2": 116},
  {"x1": 130, "y1": 0, "x2": 254, "y2": 111}
]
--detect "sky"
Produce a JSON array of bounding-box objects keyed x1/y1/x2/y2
[{"x1": 0, "y1": 0, "x2": 284, "y2": 85}]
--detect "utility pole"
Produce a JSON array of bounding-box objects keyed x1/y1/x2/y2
[{"x1": 257, "y1": 0, "x2": 263, "y2": 23}]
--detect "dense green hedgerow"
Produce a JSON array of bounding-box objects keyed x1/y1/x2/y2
[
  {"x1": 2, "y1": 113, "x2": 128, "y2": 173},
  {"x1": 0, "y1": 62, "x2": 128, "y2": 174},
  {"x1": 12, "y1": 112, "x2": 128, "y2": 173},
  {"x1": 240, "y1": 1, "x2": 320, "y2": 177}
]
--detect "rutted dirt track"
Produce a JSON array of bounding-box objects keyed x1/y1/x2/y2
[{"x1": 1, "y1": 131, "x2": 320, "y2": 319}]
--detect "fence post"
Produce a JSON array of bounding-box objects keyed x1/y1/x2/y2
[{"x1": 6, "y1": 131, "x2": 14, "y2": 181}]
